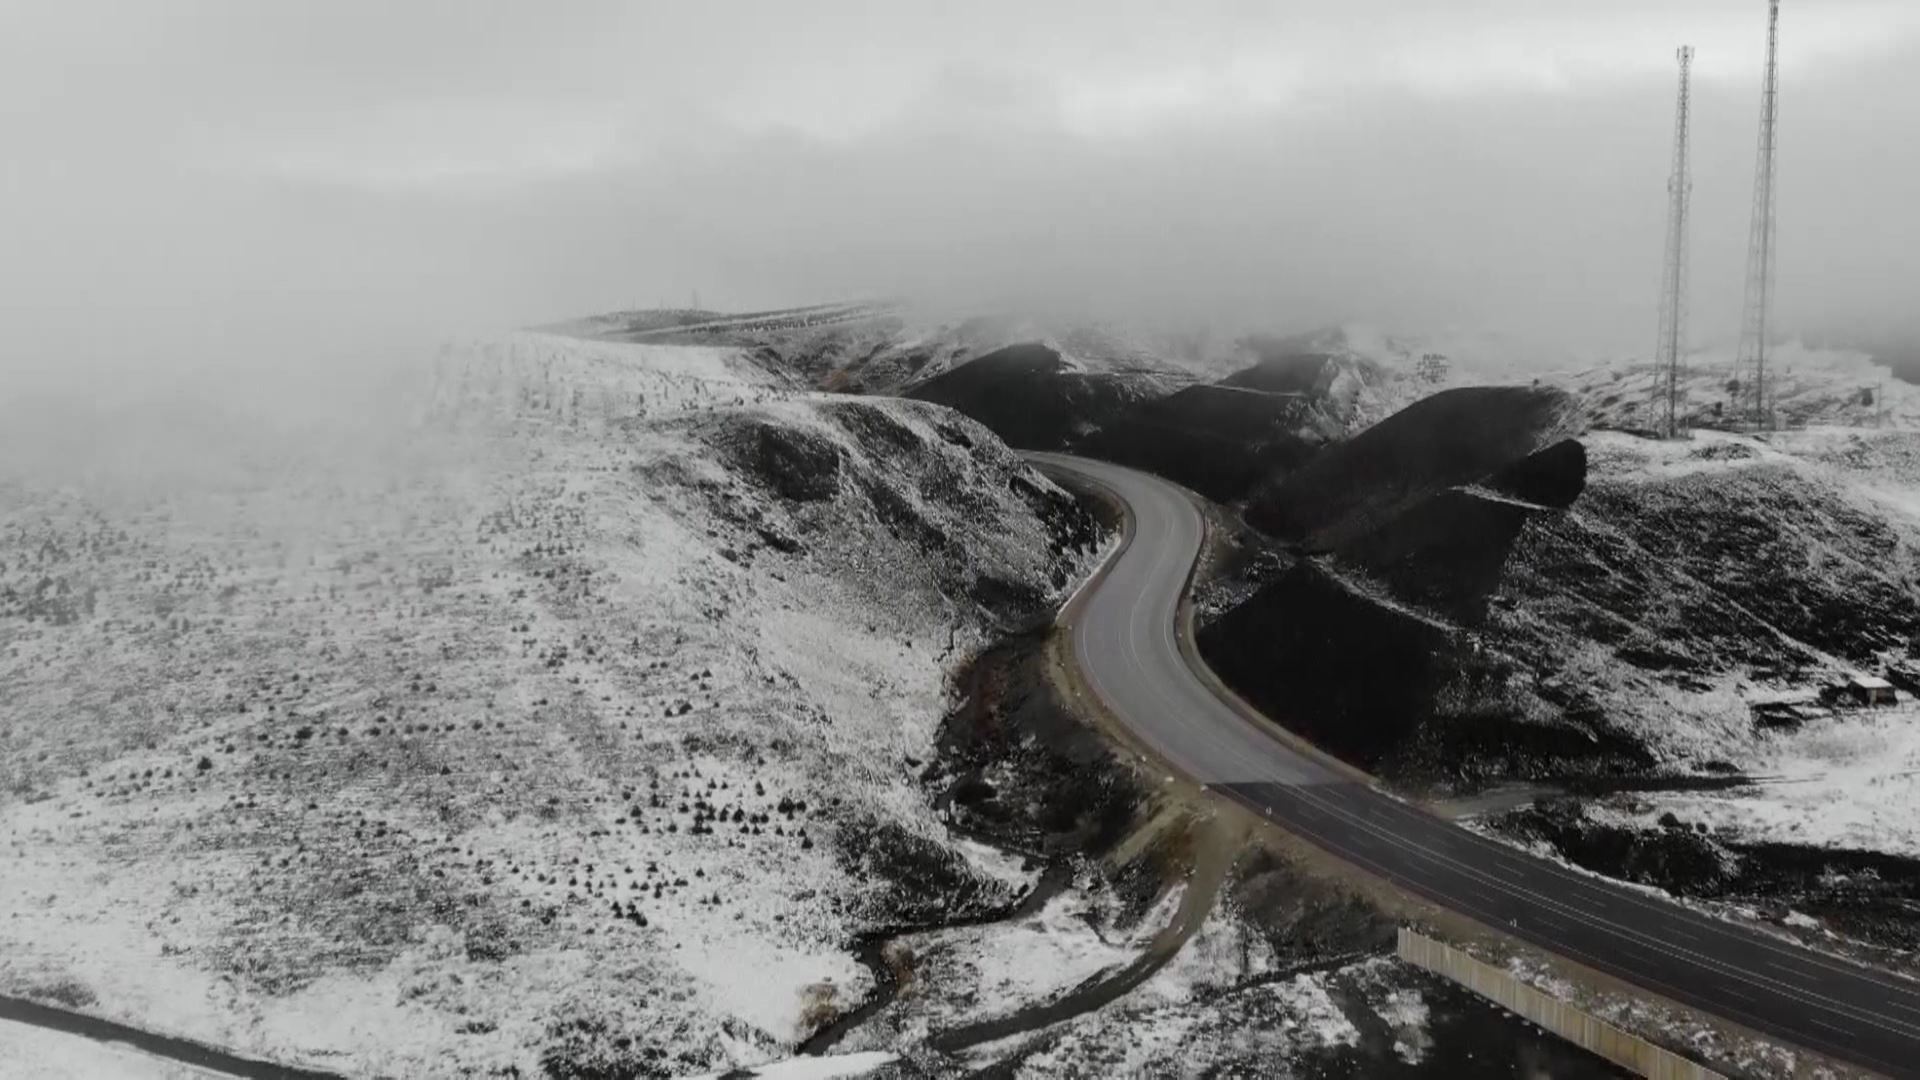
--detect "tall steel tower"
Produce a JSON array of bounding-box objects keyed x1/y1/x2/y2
[
  {"x1": 1652, "y1": 45, "x2": 1695, "y2": 439},
  {"x1": 1736, "y1": 0, "x2": 1782, "y2": 428}
]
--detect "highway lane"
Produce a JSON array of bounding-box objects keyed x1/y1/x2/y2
[{"x1": 1031, "y1": 451, "x2": 1920, "y2": 1079}]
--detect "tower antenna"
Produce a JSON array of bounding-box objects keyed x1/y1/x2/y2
[
  {"x1": 1652, "y1": 45, "x2": 1695, "y2": 439},
  {"x1": 1736, "y1": 0, "x2": 1782, "y2": 428}
]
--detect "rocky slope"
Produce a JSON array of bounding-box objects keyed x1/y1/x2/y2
[
  {"x1": 0, "y1": 324, "x2": 1641, "y2": 1080},
  {"x1": 1488, "y1": 429, "x2": 1920, "y2": 764},
  {"x1": 895, "y1": 334, "x2": 1409, "y2": 498},
  {"x1": 1449, "y1": 428, "x2": 1920, "y2": 960},
  {"x1": 1242, "y1": 385, "x2": 1586, "y2": 547},
  {"x1": 0, "y1": 332, "x2": 1102, "y2": 1078},
  {"x1": 1207, "y1": 425, "x2": 1920, "y2": 783},
  {"x1": 1072, "y1": 384, "x2": 1342, "y2": 503},
  {"x1": 1196, "y1": 386, "x2": 1603, "y2": 778},
  {"x1": 903, "y1": 343, "x2": 1175, "y2": 452}
]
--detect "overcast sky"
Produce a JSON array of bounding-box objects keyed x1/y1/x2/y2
[{"x1": 3, "y1": 0, "x2": 1917, "y2": 386}]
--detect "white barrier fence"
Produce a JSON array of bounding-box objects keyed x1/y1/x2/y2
[{"x1": 1396, "y1": 927, "x2": 1727, "y2": 1080}]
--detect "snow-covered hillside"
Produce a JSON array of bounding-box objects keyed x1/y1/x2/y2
[
  {"x1": 1458, "y1": 422, "x2": 1920, "y2": 960},
  {"x1": 0, "y1": 332, "x2": 1101, "y2": 1077},
  {"x1": 1493, "y1": 426, "x2": 1920, "y2": 767}
]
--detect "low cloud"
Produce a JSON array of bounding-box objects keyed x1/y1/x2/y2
[{"x1": 3, "y1": 0, "x2": 1916, "y2": 391}]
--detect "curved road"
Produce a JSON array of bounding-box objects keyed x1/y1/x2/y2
[{"x1": 1033, "y1": 452, "x2": 1920, "y2": 1079}]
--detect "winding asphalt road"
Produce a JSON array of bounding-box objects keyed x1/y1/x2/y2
[{"x1": 1032, "y1": 451, "x2": 1920, "y2": 1079}]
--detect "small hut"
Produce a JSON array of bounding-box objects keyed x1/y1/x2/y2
[{"x1": 1847, "y1": 675, "x2": 1897, "y2": 708}]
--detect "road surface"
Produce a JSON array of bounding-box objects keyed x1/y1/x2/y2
[
  {"x1": 1033, "y1": 451, "x2": 1920, "y2": 1079},
  {"x1": 0, "y1": 992, "x2": 339, "y2": 1079}
]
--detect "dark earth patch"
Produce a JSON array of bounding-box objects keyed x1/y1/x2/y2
[{"x1": 1491, "y1": 798, "x2": 1920, "y2": 955}]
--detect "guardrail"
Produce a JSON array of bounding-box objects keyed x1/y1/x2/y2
[{"x1": 1397, "y1": 927, "x2": 1726, "y2": 1080}]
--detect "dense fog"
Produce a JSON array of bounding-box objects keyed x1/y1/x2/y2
[{"x1": 3, "y1": 0, "x2": 1916, "y2": 395}]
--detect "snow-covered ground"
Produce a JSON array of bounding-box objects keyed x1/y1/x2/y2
[
  {"x1": 934, "y1": 884, "x2": 1168, "y2": 1009},
  {"x1": 1339, "y1": 326, "x2": 1920, "y2": 429},
  {"x1": 1593, "y1": 707, "x2": 1920, "y2": 858},
  {"x1": 843, "y1": 870, "x2": 1182, "y2": 1048},
  {"x1": 1540, "y1": 426, "x2": 1920, "y2": 857},
  {"x1": 0, "y1": 332, "x2": 1095, "y2": 1077},
  {"x1": 1488, "y1": 420, "x2": 1920, "y2": 768},
  {"x1": 981, "y1": 902, "x2": 1369, "y2": 1077},
  {"x1": 677, "y1": 1049, "x2": 897, "y2": 1079},
  {"x1": 12, "y1": 317, "x2": 1908, "y2": 1073}
]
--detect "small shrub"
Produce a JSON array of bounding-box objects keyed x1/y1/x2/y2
[{"x1": 32, "y1": 977, "x2": 96, "y2": 1010}]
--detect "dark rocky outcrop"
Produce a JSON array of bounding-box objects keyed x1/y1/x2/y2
[
  {"x1": 725, "y1": 420, "x2": 844, "y2": 502},
  {"x1": 904, "y1": 343, "x2": 1166, "y2": 451},
  {"x1": 1195, "y1": 389, "x2": 1631, "y2": 781},
  {"x1": 1199, "y1": 563, "x2": 1450, "y2": 767},
  {"x1": 1196, "y1": 561, "x2": 1647, "y2": 780},
  {"x1": 1245, "y1": 386, "x2": 1586, "y2": 549},
  {"x1": 1488, "y1": 437, "x2": 1589, "y2": 507},
  {"x1": 1499, "y1": 453, "x2": 1920, "y2": 681},
  {"x1": 1497, "y1": 799, "x2": 1739, "y2": 894},
  {"x1": 1218, "y1": 349, "x2": 1355, "y2": 396},
  {"x1": 1072, "y1": 384, "x2": 1340, "y2": 502},
  {"x1": 1218, "y1": 385, "x2": 1589, "y2": 625},
  {"x1": 1334, "y1": 488, "x2": 1541, "y2": 622},
  {"x1": 1335, "y1": 439, "x2": 1590, "y2": 622},
  {"x1": 1494, "y1": 798, "x2": 1920, "y2": 953},
  {"x1": 1215, "y1": 386, "x2": 1589, "y2": 623}
]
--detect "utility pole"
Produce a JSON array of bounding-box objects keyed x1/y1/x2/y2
[
  {"x1": 1736, "y1": 0, "x2": 1782, "y2": 429},
  {"x1": 1652, "y1": 45, "x2": 1695, "y2": 439}
]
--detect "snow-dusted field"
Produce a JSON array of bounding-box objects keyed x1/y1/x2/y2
[
  {"x1": 1490, "y1": 421, "x2": 1920, "y2": 769},
  {"x1": 841, "y1": 870, "x2": 1181, "y2": 1049},
  {"x1": 0, "y1": 332, "x2": 1094, "y2": 1076},
  {"x1": 1589, "y1": 707, "x2": 1920, "y2": 858},
  {"x1": 978, "y1": 903, "x2": 1379, "y2": 1078},
  {"x1": 13, "y1": 317, "x2": 1909, "y2": 1074},
  {"x1": 1539, "y1": 425, "x2": 1920, "y2": 858}
]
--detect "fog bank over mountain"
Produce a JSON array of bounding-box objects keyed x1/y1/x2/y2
[{"x1": 4, "y1": 1, "x2": 1917, "y2": 392}]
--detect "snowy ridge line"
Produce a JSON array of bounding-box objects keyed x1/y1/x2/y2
[{"x1": 620, "y1": 302, "x2": 899, "y2": 341}]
